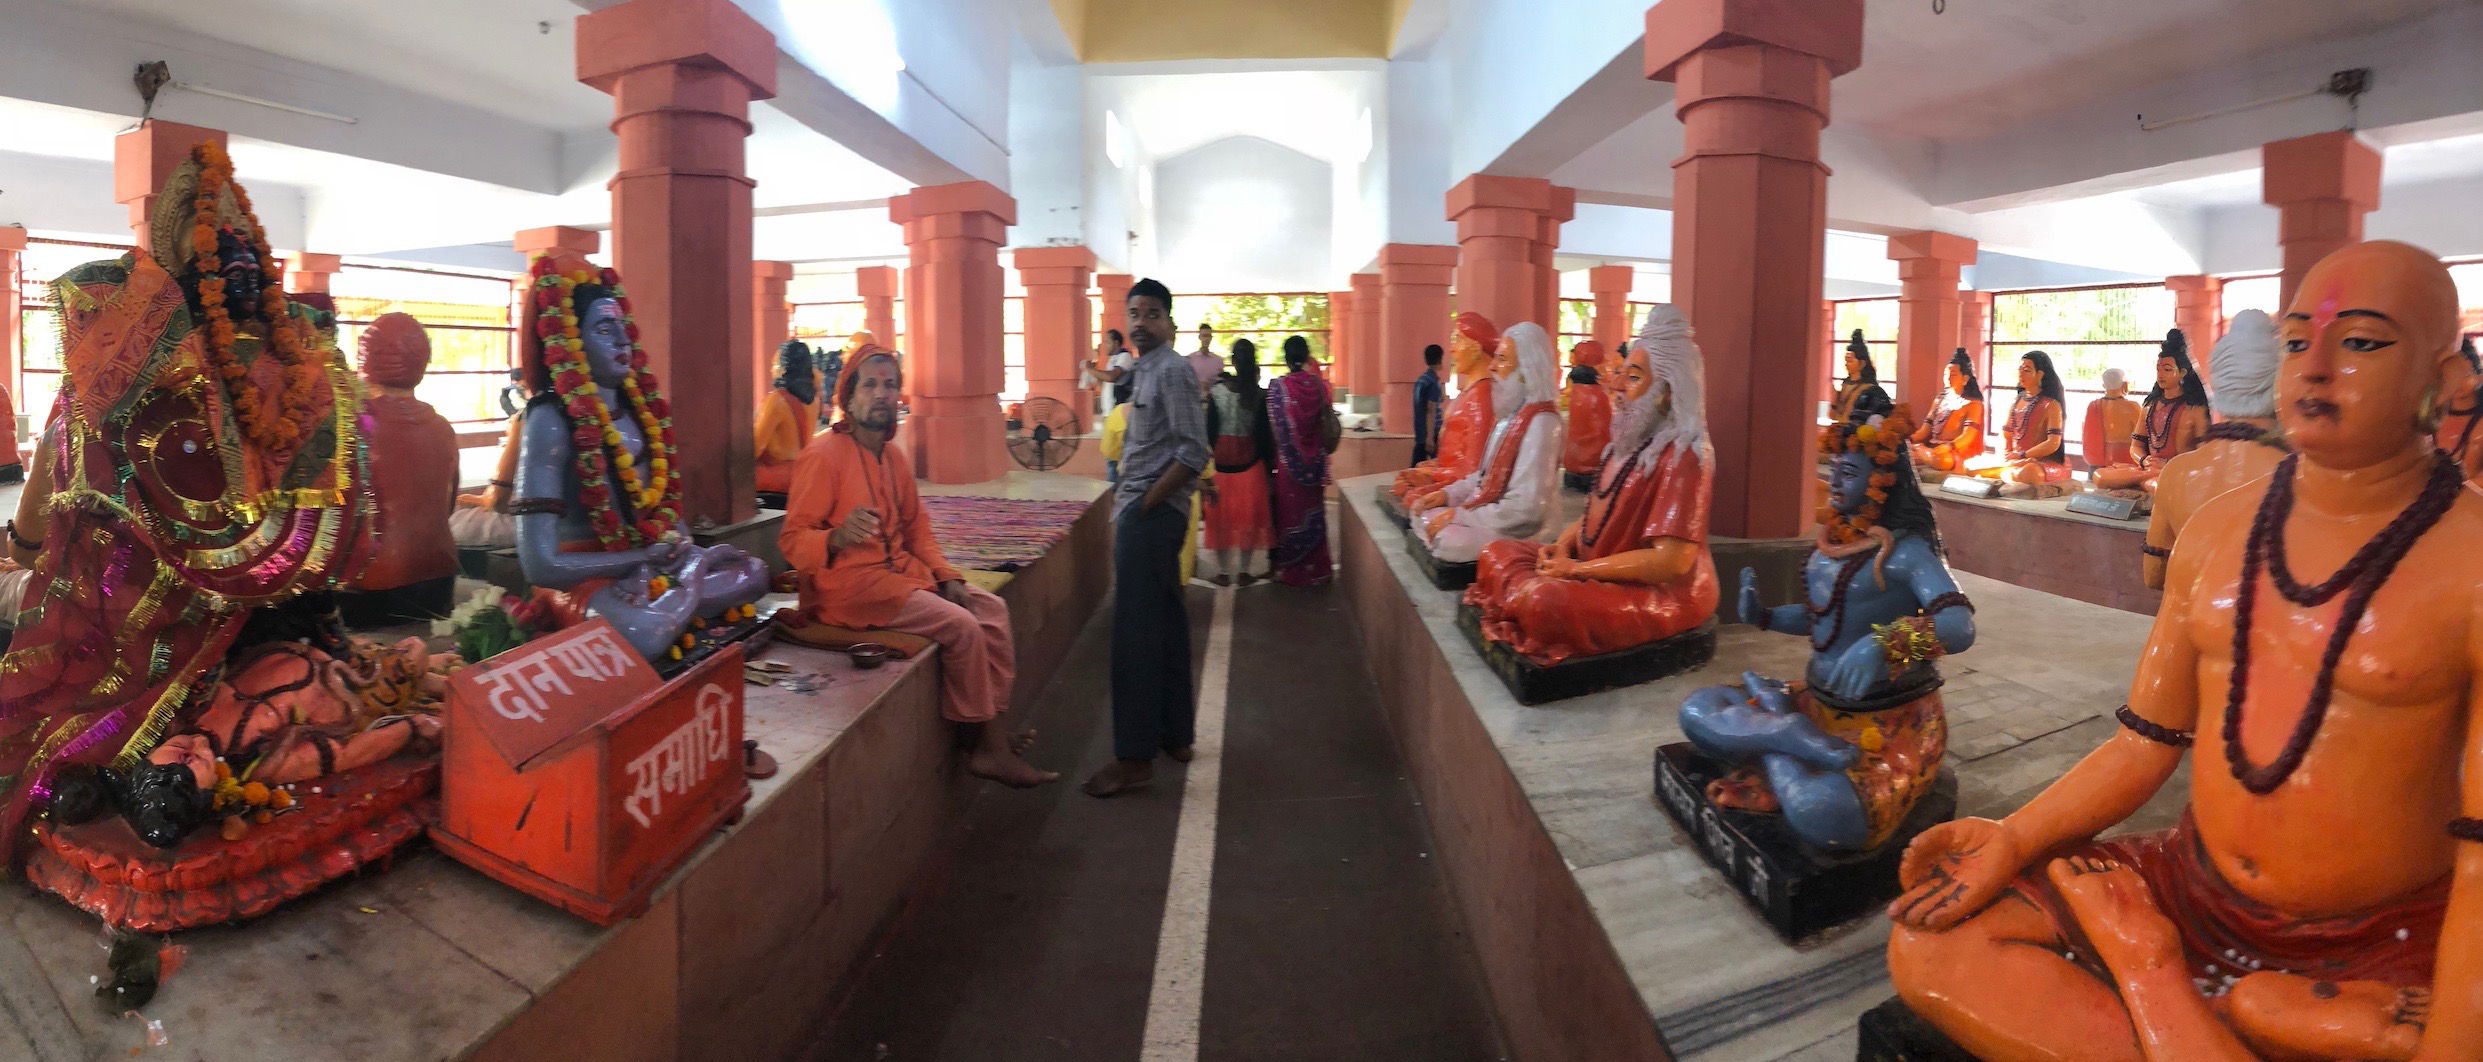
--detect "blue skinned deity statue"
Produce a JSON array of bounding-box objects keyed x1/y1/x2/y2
[
  {"x1": 511, "y1": 266, "x2": 770, "y2": 661},
  {"x1": 1679, "y1": 410, "x2": 1975, "y2": 852}
]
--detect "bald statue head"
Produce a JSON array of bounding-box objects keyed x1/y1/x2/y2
[
  {"x1": 2277, "y1": 240, "x2": 2463, "y2": 471},
  {"x1": 357, "y1": 312, "x2": 431, "y2": 393}
]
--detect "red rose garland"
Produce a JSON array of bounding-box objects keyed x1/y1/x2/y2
[{"x1": 527, "y1": 256, "x2": 683, "y2": 550}]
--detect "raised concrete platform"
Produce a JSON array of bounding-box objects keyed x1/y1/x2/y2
[
  {"x1": 1336, "y1": 471, "x2": 2186, "y2": 1060},
  {"x1": 1929, "y1": 490, "x2": 2157, "y2": 614},
  {"x1": 0, "y1": 474, "x2": 1110, "y2": 1062}
]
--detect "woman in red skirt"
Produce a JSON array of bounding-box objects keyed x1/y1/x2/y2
[{"x1": 1202, "y1": 341, "x2": 1278, "y2": 585}]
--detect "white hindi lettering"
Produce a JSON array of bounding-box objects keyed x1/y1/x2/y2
[
  {"x1": 622, "y1": 686, "x2": 736, "y2": 829},
  {"x1": 474, "y1": 666, "x2": 549, "y2": 724}
]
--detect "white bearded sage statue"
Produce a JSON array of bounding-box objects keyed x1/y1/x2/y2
[{"x1": 1416, "y1": 321, "x2": 1567, "y2": 563}]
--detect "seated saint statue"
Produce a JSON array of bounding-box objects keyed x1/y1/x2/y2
[
  {"x1": 1965, "y1": 350, "x2": 2072, "y2": 493},
  {"x1": 1413, "y1": 323, "x2": 1566, "y2": 564},
  {"x1": 510, "y1": 255, "x2": 768, "y2": 661},
  {"x1": 1681, "y1": 406, "x2": 1977, "y2": 852},
  {"x1": 1830, "y1": 329, "x2": 1894, "y2": 425},
  {"x1": 1391, "y1": 312, "x2": 1500, "y2": 503},
  {"x1": 0, "y1": 142, "x2": 378, "y2": 861},
  {"x1": 1909, "y1": 347, "x2": 1986, "y2": 473},
  {"x1": 2142, "y1": 310, "x2": 2288, "y2": 590},
  {"x1": 754, "y1": 338, "x2": 818, "y2": 494},
  {"x1": 1887, "y1": 241, "x2": 2483, "y2": 1062},
  {"x1": 1562, "y1": 340, "x2": 1614, "y2": 484},
  {"x1": 346, "y1": 312, "x2": 460, "y2": 618},
  {"x1": 2436, "y1": 336, "x2": 2480, "y2": 484},
  {"x1": 779, "y1": 352, "x2": 1055, "y2": 787},
  {"x1": 2092, "y1": 329, "x2": 2211, "y2": 491},
  {"x1": 450, "y1": 412, "x2": 524, "y2": 549},
  {"x1": 2083, "y1": 367, "x2": 2143, "y2": 469},
  {"x1": 1465, "y1": 305, "x2": 1718, "y2": 665}
]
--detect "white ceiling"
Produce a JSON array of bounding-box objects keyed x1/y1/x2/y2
[
  {"x1": 1841, "y1": 0, "x2": 2464, "y2": 142},
  {"x1": 73, "y1": 0, "x2": 612, "y2": 130},
  {"x1": 2124, "y1": 129, "x2": 2483, "y2": 209}
]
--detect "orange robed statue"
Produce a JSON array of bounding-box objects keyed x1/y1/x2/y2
[
  {"x1": 1562, "y1": 340, "x2": 1614, "y2": 485},
  {"x1": 1391, "y1": 312, "x2": 1500, "y2": 504},
  {"x1": 345, "y1": 312, "x2": 460, "y2": 620},
  {"x1": 1466, "y1": 305, "x2": 1718, "y2": 666},
  {"x1": 754, "y1": 339, "x2": 818, "y2": 495},
  {"x1": 779, "y1": 351, "x2": 1055, "y2": 788},
  {"x1": 1888, "y1": 241, "x2": 2483, "y2": 1062}
]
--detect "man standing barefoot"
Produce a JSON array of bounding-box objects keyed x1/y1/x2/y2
[{"x1": 1085, "y1": 279, "x2": 1210, "y2": 798}]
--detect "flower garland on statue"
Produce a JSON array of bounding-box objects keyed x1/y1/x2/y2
[
  {"x1": 528, "y1": 257, "x2": 683, "y2": 550},
  {"x1": 1816, "y1": 407, "x2": 1916, "y2": 548},
  {"x1": 188, "y1": 141, "x2": 325, "y2": 452}
]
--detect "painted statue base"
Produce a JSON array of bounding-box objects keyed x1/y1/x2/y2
[
  {"x1": 335, "y1": 574, "x2": 457, "y2": 628},
  {"x1": 1374, "y1": 485, "x2": 1412, "y2": 529},
  {"x1": 655, "y1": 609, "x2": 774, "y2": 680},
  {"x1": 1404, "y1": 530, "x2": 1479, "y2": 591},
  {"x1": 1562, "y1": 470, "x2": 1594, "y2": 492},
  {"x1": 24, "y1": 757, "x2": 438, "y2": 932},
  {"x1": 1458, "y1": 602, "x2": 1717, "y2": 706},
  {"x1": 1854, "y1": 996, "x2": 1976, "y2": 1062},
  {"x1": 1652, "y1": 743, "x2": 1957, "y2": 941}
]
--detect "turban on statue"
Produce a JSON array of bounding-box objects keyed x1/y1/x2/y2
[{"x1": 2208, "y1": 310, "x2": 2279, "y2": 420}]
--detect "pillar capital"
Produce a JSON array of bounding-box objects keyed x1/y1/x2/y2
[
  {"x1": 576, "y1": 0, "x2": 777, "y2": 99},
  {"x1": 1643, "y1": 0, "x2": 1864, "y2": 83},
  {"x1": 1885, "y1": 230, "x2": 1977, "y2": 267},
  {"x1": 283, "y1": 252, "x2": 345, "y2": 295},
  {"x1": 515, "y1": 225, "x2": 602, "y2": 259},
  {"x1": 2261, "y1": 130, "x2": 2381, "y2": 210},
  {"x1": 1378, "y1": 250, "x2": 1457, "y2": 432},
  {"x1": 2162, "y1": 274, "x2": 2221, "y2": 295},
  {"x1": 1349, "y1": 271, "x2": 1385, "y2": 296},
  {"x1": 752, "y1": 260, "x2": 794, "y2": 283},
  {"x1": 855, "y1": 264, "x2": 899, "y2": 299},
  {"x1": 113, "y1": 121, "x2": 228, "y2": 241},
  {"x1": 1377, "y1": 243, "x2": 1459, "y2": 286},
  {"x1": 891, "y1": 181, "x2": 1019, "y2": 228},
  {"x1": 1012, "y1": 245, "x2": 1098, "y2": 284},
  {"x1": 1445, "y1": 174, "x2": 1566, "y2": 220},
  {"x1": 1589, "y1": 264, "x2": 1635, "y2": 295}
]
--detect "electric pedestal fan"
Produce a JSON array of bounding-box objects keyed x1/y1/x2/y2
[{"x1": 1008, "y1": 397, "x2": 1081, "y2": 472}]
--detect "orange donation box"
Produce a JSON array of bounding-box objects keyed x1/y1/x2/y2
[{"x1": 430, "y1": 619, "x2": 749, "y2": 924}]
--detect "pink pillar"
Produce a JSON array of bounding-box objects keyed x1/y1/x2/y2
[
  {"x1": 1886, "y1": 230, "x2": 1976, "y2": 416},
  {"x1": 1014, "y1": 245, "x2": 1096, "y2": 426},
  {"x1": 284, "y1": 252, "x2": 343, "y2": 296},
  {"x1": 2261, "y1": 130, "x2": 2382, "y2": 311},
  {"x1": 890, "y1": 181, "x2": 1017, "y2": 484},
  {"x1": 1447, "y1": 174, "x2": 1565, "y2": 331},
  {"x1": 1647, "y1": 0, "x2": 1863, "y2": 538},
  {"x1": 854, "y1": 265, "x2": 897, "y2": 348},
  {"x1": 1326, "y1": 289, "x2": 1354, "y2": 388},
  {"x1": 1348, "y1": 272, "x2": 1384, "y2": 402},
  {"x1": 1095, "y1": 273, "x2": 1135, "y2": 343},
  {"x1": 1534, "y1": 188, "x2": 1576, "y2": 330},
  {"x1": 0, "y1": 229, "x2": 24, "y2": 402},
  {"x1": 577, "y1": 0, "x2": 777, "y2": 527},
  {"x1": 1378, "y1": 245, "x2": 1460, "y2": 432},
  {"x1": 113, "y1": 121, "x2": 228, "y2": 245},
  {"x1": 2164, "y1": 275, "x2": 2225, "y2": 380},
  {"x1": 751, "y1": 260, "x2": 793, "y2": 396},
  {"x1": 1958, "y1": 290, "x2": 1991, "y2": 391},
  {"x1": 1590, "y1": 264, "x2": 1634, "y2": 352}
]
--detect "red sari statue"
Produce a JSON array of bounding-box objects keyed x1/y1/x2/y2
[{"x1": 1562, "y1": 340, "x2": 1614, "y2": 482}]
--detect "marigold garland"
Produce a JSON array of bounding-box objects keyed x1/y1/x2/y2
[
  {"x1": 1817, "y1": 407, "x2": 1917, "y2": 546},
  {"x1": 186, "y1": 142, "x2": 324, "y2": 452},
  {"x1": 526, "y1": 256, "x2": 683, "y2": 550}
]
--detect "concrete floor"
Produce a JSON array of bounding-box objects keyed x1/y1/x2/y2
[{"x1": 820, "y1": 577, "x2": 1508, "y2": 1061}]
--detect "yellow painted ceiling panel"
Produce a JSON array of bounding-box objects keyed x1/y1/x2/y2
[{"x1": 1065, "y1": 0, "x2": 1395, "y2": 62}]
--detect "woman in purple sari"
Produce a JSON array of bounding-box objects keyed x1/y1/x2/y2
[{"x1": 1266, "y1": 335, "x2": 1334, "y2": 585}]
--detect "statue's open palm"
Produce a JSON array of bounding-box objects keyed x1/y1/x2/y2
[{"x1": 1890, "y1": 817, "x2": 2024, "y2": 931}]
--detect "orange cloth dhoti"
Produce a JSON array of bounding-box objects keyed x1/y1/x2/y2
[
  {"x1": 1465, "y1": 443, "x2": 1718, "y2": 666},
  {"x1": 882, "y1": 585, "x2": 1014, "y2": 723}
]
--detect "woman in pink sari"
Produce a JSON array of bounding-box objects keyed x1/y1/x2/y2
[{"x1": 1267, "y1": 336, "x2": 1334, "y2": 585}]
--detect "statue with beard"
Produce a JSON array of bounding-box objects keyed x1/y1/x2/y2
[
  {"x1": 1679, "y1": 402, "x2": 1976, "y2": 855},
  {"x1": 1464, "y1": 306, "x2": 1720, "y2": 666},
  {"x1": 756, "y1": 338, "x2": 819, "y2": 495},
  {"x1": 1411, "y1": 322, "x2": 1567, "y2": 564}
]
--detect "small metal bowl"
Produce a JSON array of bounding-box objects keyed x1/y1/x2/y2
[{"x1": 846, "y1": 643, "x2": 894, "y2": 670}]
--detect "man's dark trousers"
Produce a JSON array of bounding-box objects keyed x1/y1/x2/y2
[{"x1": 1110, "y1": 498, "x2": 1194, "y2": 761}]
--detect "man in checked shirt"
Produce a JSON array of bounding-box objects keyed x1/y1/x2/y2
[{"x1": 1083, "y1": 278, "x2": 1211, "y2": 798}]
